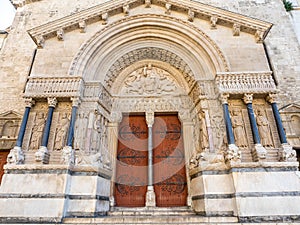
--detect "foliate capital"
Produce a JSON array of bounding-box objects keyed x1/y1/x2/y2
[
  {"x1": 146, "y1": 110, "x2": 155, "y2": 127},
  {"x1": 266, "y1": 93, "x2": 278, "y2": 104},
  {"x1": 71, "y1": 97, "x2": 81, "y2": 107},
  {"x1": 47, "y1": 97, "x2": 58, "y2": 108},
  {"x1": 243, "y1": 93, "x2": 253, "y2": 104},
  {"x1": 24, "y1": 98, "x2": 35, "y2": 108},
  {"x1": 220, "y1": 93, "x2": 230, "y2": 104}
]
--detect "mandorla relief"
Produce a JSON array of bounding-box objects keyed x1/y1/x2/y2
[{"x1": 120, "y1": 64, "x2": 183, "y2": 96}]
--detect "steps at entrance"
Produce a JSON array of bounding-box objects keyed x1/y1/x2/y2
[{"x1": 63, "y1": 207, "x2": 239, "y2": 224}]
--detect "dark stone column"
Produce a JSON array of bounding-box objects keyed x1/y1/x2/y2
[
  {"x1": 243, "y1": 94, "x2": 266, "y2": 161},
  {"x1": 266, "y1": 94, "x2": 296, "y2": 162},
  {"x1": 7, "y1": 98, "x2": 35, "y2": 165},
  {"x1": 62, "y1": 97, "x2": 81, "y2": 165},
  {"x1": 220, "y1": 94, "x2": 240, "y2": 162},
  {"x1": 35, "y1": 97, "x2": 57, "y2": 164}
]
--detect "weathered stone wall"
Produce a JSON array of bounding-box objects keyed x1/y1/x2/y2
[{"x1": 194, "y1": 0, "x2": 300, "y2": 108}]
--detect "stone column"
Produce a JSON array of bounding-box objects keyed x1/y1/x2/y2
[
  {"x1": 179, "y1": 110, "x2": 193, "y2": 207},
  {"x1": 7, "y1": 98, "x2": 35, "y2": 164},
  {"x1": 35, "y1": 97, "x2": 57, "y2": 164},
  {"x1": 243, "y1": 94, "x2": 266, "y2": 161},
  {"x1": 220, "y1": 94, "x2": 241, "y2": 162},
  {"x1": 108, "y1": 112, "x2": 122, "y2": 208},
  {"x1": 61, "y1": 97, "x2": 81, "y2": 165},
  {"x1": 145, "y1": 111, "x2": 156, "y2": 207},
  {"x1": 267, "y1": 94, "x2": 297, "y2": 161}
]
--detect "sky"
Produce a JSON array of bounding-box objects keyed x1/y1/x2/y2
[{"x1": 0, "y1": 0, "x2": 16, "y2": 30}]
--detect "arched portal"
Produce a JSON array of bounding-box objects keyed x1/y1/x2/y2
[{"x1": 70, "y1": 14, "x2": 229, "y2": 208}]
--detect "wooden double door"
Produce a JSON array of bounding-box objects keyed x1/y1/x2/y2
[{"x1": 115, "y1": 114, "x2": 187, "y2": 207}]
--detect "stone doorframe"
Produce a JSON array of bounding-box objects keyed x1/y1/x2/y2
[{"x1": 107, "y1": 96, "x2": 195, "y2": 208}]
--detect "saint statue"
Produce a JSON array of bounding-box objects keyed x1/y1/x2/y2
[
  {"x1": 30, "y1": 112, "x2": 46, "y2": 150},
  {"x1": 256, "y1": 109, "x2": 273, "y2": 147},
  {"x1": 54, "y1": 113, "x2": 70, "y2": 150},
  {"x1": 231, "y1": 109, "x2": 248, "y2": 147}
]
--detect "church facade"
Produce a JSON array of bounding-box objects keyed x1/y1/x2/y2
[{"x1": 0, "y1": 0, "x2": 299, "y2": 224}]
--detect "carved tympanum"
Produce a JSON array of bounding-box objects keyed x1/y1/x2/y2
[{"x1": 120, "y1": 64, "x2": 182, "y2": 96}]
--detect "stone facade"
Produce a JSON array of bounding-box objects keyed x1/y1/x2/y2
[{"x1": 0, "y1": 0, "x2": 299, "y2": 224}]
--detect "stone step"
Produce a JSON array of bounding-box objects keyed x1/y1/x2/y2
[
  {"x1": 108, "y1": 206, "x2": 196, "y2": 216},
  {"x1": 63, "y1": 215, "x2": 239, "y2": 224}
]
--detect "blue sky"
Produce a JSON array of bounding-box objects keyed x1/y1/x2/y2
[{"x1": 0, "y1": 0, "x2": 16, "y2": 30}]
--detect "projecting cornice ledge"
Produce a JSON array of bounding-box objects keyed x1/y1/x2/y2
[{"x1": 26, "y1": 0, "x2": 273, "y2": 48}]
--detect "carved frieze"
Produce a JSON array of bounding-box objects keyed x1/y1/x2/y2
[
  {"x1": 24, "y1": 77, "x2": 83, "y2": 98},
  {"x1": 216, "y1": 72, "x2": 276, "y2": 94}
]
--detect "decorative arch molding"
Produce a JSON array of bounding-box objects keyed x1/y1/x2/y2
[{"x1": 68, "y1": 14, "x2": 230, "y2": 84}]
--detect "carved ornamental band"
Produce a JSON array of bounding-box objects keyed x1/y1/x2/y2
[{"x1": 216, "y1": 72, "x2": 276, "y2": 94}]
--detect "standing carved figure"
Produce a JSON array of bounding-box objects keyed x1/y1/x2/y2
[
  {"x1": 54, "y1": 113, "x2": 69, "y2": 150},
  {"x1": 199, "y1": 111, "x2": 209, "y2": 151},
  {"x1": 231, "y1": 109, "x2": 248, "y2": 147},
  {"x1": 30, "y1": 112, "x2": 46, "y2": 150},
  {"x1": 256, "y1": 109, "x2": 273, "y2": 147}
]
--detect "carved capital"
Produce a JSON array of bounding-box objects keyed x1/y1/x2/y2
[
  {"x1": 146, "y1": 111, "x2": 154, "y2": 127},
  {"x1": 255, "y1": 30, "x2": 264, "y2": 43},
  {"x1": 210, "y1": 16, "x2": 218, "y2": 29},
  {"x1": 110, "y1": 112, "x2": 122, "y2": 123},
  {"x1": 178, "y1": 110, "x2": 191, "y2": 122},
  {"x1": 233, "y1": 23, "x2": 240, "y2": 36},
  {"x1": 24, "y1": 98, "x2": 35, "y2": 108},
  {"x1": 220, "y1": 93, "x2": 230, "y2": 104},
  {"x1": 123, "y1": 4, "x2": 130, "y2": 16},
  {"x1": 243, "y1": 94, "x2": 253, "y2": 104},
  {"x1": 145, "y1": 0, "x2": 151, "y2": 8},
  {"x1": 188, "y1": 9, "x2": 195, "y2": 22},
  {"x1": 165, "y1": 3, "x2": 171, "y2": 14},
  {"x1": 79, "y1": 20, "x2": 86, "y2": 33},
  {"x1": 266, "y1": 93, "x2": 278, "y2": 104},
  {"x1": 56, "y1": 28, "x2": 64, "y2": 41},
  {"x1": 71, "y1": 97, "x2": 81, "y2": 107},
  {"x1": 102, "y1": 13, "x2": 108, "y2": 25},
  {"x1": 47, "y1": 97, "x2": 58, "y2": 108}
]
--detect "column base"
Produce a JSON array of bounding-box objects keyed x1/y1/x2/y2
[
  {"x1": 145, "y1": 186, "x2": 156, "y2": 207},
  {"x1": 35, "y1": 146, "x2": 50, "y2": 164},
  {"x1": 7, "y1": 146, "x2": 25, "y2": 165},
  {"x1": 61, "y1": 146, "x2": 75, "y2": 165},
  {"x1": 225, "y1": 144, "x2": 241, "y2": 163},
  {"x1": 279, "y1": 143, "x2": 297, "y2": 162},
  {"x1": 253, "y1": 144, "x2": 267, "y2": 161}
]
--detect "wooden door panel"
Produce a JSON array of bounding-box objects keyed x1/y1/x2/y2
[
  {"x1": 0, "y1": 151, "x2": 9, "y2": 184},
  {"x1": 115, "y1": 115, "x2": 148, "y2": 207},
  {"x1": 153, "y1": 115, "x2": 187, "y2": 207}
]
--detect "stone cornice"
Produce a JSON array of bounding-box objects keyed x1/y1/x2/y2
[
  {"x1": 27, "y1": 0, "x2": 272, "y2": 47},
  {"x1": 215, "y1": 71, "x2": 277, "y2": 94}
]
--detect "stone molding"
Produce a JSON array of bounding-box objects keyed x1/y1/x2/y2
[
  {"x1": 216, "y1": 71, "x2": 277, "y2": 94},
  {"x1": 69, "y1": 14, "x2": 230, "y2": 78},
  {"x1": 24, "y1": 76, "x2": 83, "y2": 98},
  {"x1": 27, "y1": 0, "x2": 272, "y2": 46}
]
